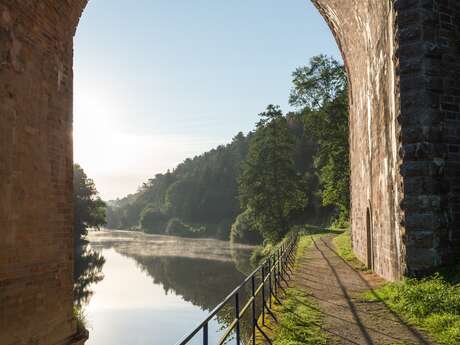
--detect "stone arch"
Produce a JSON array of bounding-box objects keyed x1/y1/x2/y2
[
  {"x1": 312, "y1": 0, "x2": 404, "y2": 280},
  {"x1": 1, "y1": 1, "x2": 460, "y2": 344}
]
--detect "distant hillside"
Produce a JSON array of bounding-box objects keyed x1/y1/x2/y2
[{"x1": 105, "y1": 113, "x2": 334, "y2": 241}]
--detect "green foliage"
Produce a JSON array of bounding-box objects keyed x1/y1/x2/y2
[
  {"x1": 73, "y1": 305, "x2": 87, "y2": 333},
  {"x1": 290, "y1": 55, "x2": 350, "y2": 224},
  {"x1": 230, "y1": 208, "x2": 263, "y2": 245},
  {"x1": 164, "y1": 179, "x2": 196, "y2": 220},
  {"x1": 106, "y1": 132, "x2": 252, "y2": 238},
  {"x1": 290, "y1": 54, "x2": 346, "y2": 111},
  {"x1": 250, "y1": 243, "x2": 275, "y2": 266},
  {"x1": 250, "y1": 231, "x2": 303, "y2": 266},
  {"x1": 73, "y1": 164, "x2": 106, "y2": 243},
  {"x1": 365, "y1": 275, "x2": 460, "y2": 345},
  {"x1": 272, "y1": 288, "x2": 326, "y2": 345},
  {"x1": 107, "y1": 115, "x2": 331, "y2": 240},
  {"x1": 239, "y1": 105, "x2": 308, "y2": 242},
  {"x1": 333, "y1": 231, "x2": 367, "y2": 271},
  {"x1": 333, "y1": 231, "x2": 355, "y2": 261},
  {"x1": 294, "y1": 235, "x2": 314, "y2": 264},
  {"x1": 307, "y1": 93, "x2": 350, "y2": 222},
  {"x1": 73, "y1": 164, "x2": 106, "y2": 306},
  {"x1": 140, "y1": 206, "x2": 169, "y2": 234},
  {"x1": 106, "y1": 55, "x2": 350, "y2": 239}
]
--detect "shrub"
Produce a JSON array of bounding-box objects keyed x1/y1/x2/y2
[
  {"x1": 73, "y1": 305, "x2": 87, "y2": 333},
  {"x1": 140, "y1": 207, "x2": 169, "y2": 234},
  {"x1": 250, "y1": 243, "x2": 274, "y2": 266},
  {"x1": 230, "y1": 208, "x2": 263, "y2": 245}
]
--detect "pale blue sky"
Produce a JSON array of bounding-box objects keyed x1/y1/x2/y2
[{"x1": 73, "y1": 0, "x2": 341, "y2": 200}]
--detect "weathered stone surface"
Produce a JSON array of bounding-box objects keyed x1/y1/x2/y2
[
  {"x1": 312, "y1": 0, "x2": 460, "y2": 280},
  {"x1": 0, "y1": 1, "x2": 459, "y2": 344},
  {"x1": 398, "y1": 0, "x2": 460, "y2": 275},
  {"x1": 313, "y1": 0, "x2": 404, "y2": 280},
  {"x1": 0, "y1": 1, "x2": 87, "y2": 345}
]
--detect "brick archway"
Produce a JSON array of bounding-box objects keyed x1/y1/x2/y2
[{"x1": 1, "y1": 1, "x2": 459, "y2": 344}]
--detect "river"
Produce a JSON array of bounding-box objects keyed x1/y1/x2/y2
[{"x1": 82, "y1": 230, "x2": 255, "y2": 345}]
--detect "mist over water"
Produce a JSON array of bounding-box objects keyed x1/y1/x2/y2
[{"x1": 83, "y1": 230, "x2": 254, "y2": 345}]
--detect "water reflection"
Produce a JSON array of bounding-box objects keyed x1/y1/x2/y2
[
  {"x1": 133, "y1": 255, "x2": 246, "y2": 310},
  {"x1": 83, "y1": 230, "x2": 255, "y2": 345},
  {"x1": 74, "y1": 244, "x2": 106, "y2": 306}
]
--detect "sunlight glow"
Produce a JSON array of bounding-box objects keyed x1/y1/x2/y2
[
  {"x1": 73, "y1": 0, "x2": 340, "y2": 201},
  {"x1": 73, "y1": 81, "x2": 221, "y2": 200}
]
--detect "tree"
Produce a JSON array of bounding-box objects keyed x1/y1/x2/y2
[
  {"x1": 290, "y1": 55, "x2": 350, "y2": 225},
  {"x1": 73, "y1": 164, "x2": 106, "y2": 305},
  {"x1": 73, "y1": 164, "x2": 106, "y2": 244},
  {"x1": 289, "y1": 54, "x2": 347, "y2": 110},
  {"x1": 238, "y1": 105, "x2": 307, "y2": 242},
  {"x1": 103, "y1": 64, "x2": 348, "y2": 238},
  {"x1": 230, "y1": 208, "x2": 263, "y2": 245},
  {"x1": 140, "y1": 206, "x2": 169, "y2": 233}
]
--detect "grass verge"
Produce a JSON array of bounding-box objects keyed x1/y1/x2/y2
[
  {"x1": 251, "y1": 230, "x2": 299, "y2": 266},
  {"x1": 334, "y1": 231, "x2": 460, "y2": 344},
  {"x1": 363, "y1": 274, "x2": 460, "y2": 345},
  {"x1": 73, "y1": 305, "x2": 87, "y2": 333},
  {"x1": 251, "y1": 225, "x2": 343, "y2": 266},
  {"x1": 332, "y1": 230, "x2": 368, "y2": 271},
  {"x1": 271, "y1": 288, "x2": 326, "y2": 345}
]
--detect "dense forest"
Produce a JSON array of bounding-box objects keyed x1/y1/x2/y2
[{"x1": 105, "y1": 55, "x2": 349, "y2": 244}]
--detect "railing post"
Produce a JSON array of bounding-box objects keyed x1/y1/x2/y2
[
  {"x1": 251, "y1": 275, "x2": 256, "y2": 345},
  {"x1": 235, "y1": 292, "x2": 240, "y2": 345},
  {"x1": 261, "y1": 265, "x2": 265, "y2": 326},
  {"x1": 203, "y1": 323, "x2": 208, "y2": 345},
  {"x1": 268, "y1": 257, "x2": 273, "y2": 306},
  {"x1": 278, "y1": 248, "x2": 282, "y2": 288},
  {"x1": 275, "y1": 251, "x2": 279, "y2": 293},
  {"x1": 281, "y1": 247, "x2": 285, "y2": 279},
  {"x1": 275, "y1": 250, "x2": 278, "y2": 291}
]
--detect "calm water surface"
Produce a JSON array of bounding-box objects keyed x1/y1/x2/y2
[{"x1": 84, "y1": 230, "x2": 254, "y2": 345}]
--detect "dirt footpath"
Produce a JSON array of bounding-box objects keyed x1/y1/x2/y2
[{"x1": 293, "y1": 235, "x2": 434, "y2": 345}]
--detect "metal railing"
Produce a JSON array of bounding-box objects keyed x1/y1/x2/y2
[{"x1": 176, "y1": 233, "x2": 298, "y2": 345}]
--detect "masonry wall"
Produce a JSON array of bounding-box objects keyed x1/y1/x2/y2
[
  {"x1": 313, "y1": 0, "x2": 460, "y2": 279},
  {"x1": 399, "y1": 0, "x2": 460, "y2": 273},
  {"x1": 0, "y1": 1, "x2": 87, "y2": 344},
  {"x1": 313, "y1": 0, "x2": 404, "y2": 280}
]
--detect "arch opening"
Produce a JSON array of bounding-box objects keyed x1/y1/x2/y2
[
  {"x1": 4, "y1": 1, "x2": 460, "y2": 344},
  {"x1": 71, "y1": 1, "x2": 349, "y2": 344}
]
